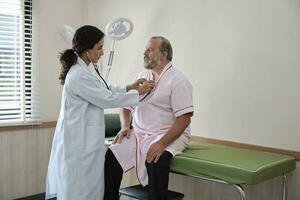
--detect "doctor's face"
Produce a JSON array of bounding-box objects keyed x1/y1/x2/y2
[
  {"x1": 88, "y1": 38, "x2": 104, "y2": 63},
  {"x1": 144, "y1": 39, "x2": 163, "y2": 70}
]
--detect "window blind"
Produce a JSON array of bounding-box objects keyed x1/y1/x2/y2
[{"x1": 0, "y1": 0, "x2": 39, "y2": 126}]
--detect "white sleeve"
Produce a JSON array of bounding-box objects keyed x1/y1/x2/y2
[
  {"x1": 69, "y1": 70, "x2": 139, "y2": 109},
  {"x1": 109, "y1": 85, "x2": 127, "y2": 93}
]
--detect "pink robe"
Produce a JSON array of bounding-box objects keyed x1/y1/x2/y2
[{"x1": 109, "y1": 62, "x2": 194, "y2": 186}]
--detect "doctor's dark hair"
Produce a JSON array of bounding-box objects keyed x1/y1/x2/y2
[
  {"x1": 151, "y1": 36, "x2": 173, "y2": 61},
  {"x1": 59, "y1": 25, "x2": 104, "y2": 85}
]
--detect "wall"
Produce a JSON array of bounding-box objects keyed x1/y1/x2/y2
[
  {"x1": 0, "y1": 128, "x2": 54, "y2": 199},
  {"x1": 37, "y1": 0, "x2": 300, "y2": 151},
  {"x1": 36, "y1": 0, "x2": 85, "y2": 121},
  {"x1": 85, "y1": 0, "x2": 300, "y2": 151}
]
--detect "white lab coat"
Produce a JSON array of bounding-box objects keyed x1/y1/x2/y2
[{"x1": 45, "y1": 57, "x2": 139, "y2": 200}]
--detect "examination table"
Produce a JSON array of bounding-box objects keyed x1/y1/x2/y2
[{"x1": 104, "y1": 114, "x2": 296, "y2": 200}]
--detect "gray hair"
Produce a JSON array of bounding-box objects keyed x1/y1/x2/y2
[{"x1": 151, "y1": 36, "x2": 173, "y2": 61}]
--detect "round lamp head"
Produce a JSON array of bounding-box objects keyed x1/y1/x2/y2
[{"x1": 105, "y1": 18, "x2": 133, "y2": 41}]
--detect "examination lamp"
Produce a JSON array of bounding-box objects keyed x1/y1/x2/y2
[
  {"x1": 61, "y1": 18, "x2": 134, "y2": 81},
  {"x1": 104, "y1": 17, "x2": 134, "y2": 81}
]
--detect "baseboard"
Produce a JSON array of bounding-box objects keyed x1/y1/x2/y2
[{"x1": 192, "y1": 135, "x2": 300, "y2": 160}]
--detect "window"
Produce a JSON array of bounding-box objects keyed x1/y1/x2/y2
[{"x1": 0, "y1": 0, "x2": 39, "y2": 126}]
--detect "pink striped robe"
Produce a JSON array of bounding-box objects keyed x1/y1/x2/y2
[{"x1": 109, "y1": 62, "x2": 194, "y2": 186}]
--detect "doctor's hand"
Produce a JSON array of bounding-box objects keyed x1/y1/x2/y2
[
  {"x1": 126, "y1": 78, "x2": 147, "y2": 91},
  {"x1": 146, "y1": 141, "x2": 167, "y2": 163},
  {"x1": 112, "y1": 126, "x2": 131, "y2": 144},
  {"x1": 137, "y1": 80, "x2": 155, "y2": 95}
]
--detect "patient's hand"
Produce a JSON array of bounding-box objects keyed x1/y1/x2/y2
[
  {"x1": 112, "y1": 126, "x2": 131, "y2": 144},
  {"x1": 146, "y1": 141, "x2": 167, "y2": 163}
]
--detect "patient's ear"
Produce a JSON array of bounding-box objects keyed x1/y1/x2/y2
[{"x1": 162, "y1": 51, "x2": 168, "y2": 60}]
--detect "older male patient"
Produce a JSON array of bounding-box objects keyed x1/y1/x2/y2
[{"x1": 104, "y1": 36, "x2": 194, "y2": 200}]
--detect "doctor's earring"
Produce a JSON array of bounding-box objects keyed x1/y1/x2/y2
[{"x1": 86, "y1": 51, "x2": 91, "y2": 61}]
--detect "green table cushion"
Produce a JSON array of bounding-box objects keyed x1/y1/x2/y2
[{"x1": 170, "y1": 141, "x2": 296, "y2": 185}]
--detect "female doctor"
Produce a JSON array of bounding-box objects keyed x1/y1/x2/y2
[{"x1": 45, "y1": 25, "x2": 154, "y2": 200}]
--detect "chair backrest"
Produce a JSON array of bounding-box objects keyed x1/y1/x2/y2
[{"x1": 105, "y1": 113, "x2": 121, "y2": 138}]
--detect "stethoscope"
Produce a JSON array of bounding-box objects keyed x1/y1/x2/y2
[
  {"x1": 139, "y1": 65, "x2": 173, "y2": 102},
  {"x1": 92, "y1": 62, "x2": 110, "y2": 90},
  {"x1": 86, "y1": 51, "x2": 110, "y2": 90},
  {"x1": 139, "y1": 88, "x2": 152, "y2": 102},
  {"x1": 93, "y1": 63, "x2": 150, "y2": 102},
  {"x1": 91, "y1": 61, "x2": 152, "y2": 101}
]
